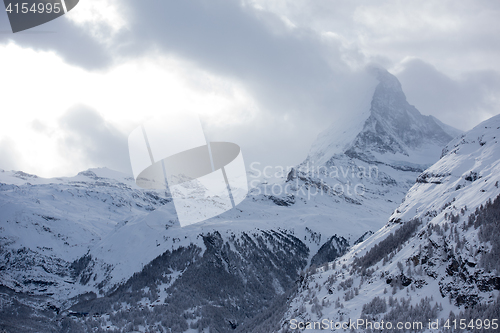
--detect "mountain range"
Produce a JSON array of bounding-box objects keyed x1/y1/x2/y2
[
  {"x1": 2, "y1": 69, "x2": 497, "y2": 333},
  {"x1": 280, "y1": 113, "x2": 500, "y2": 333}
]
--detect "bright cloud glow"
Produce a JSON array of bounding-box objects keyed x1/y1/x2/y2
[
  {"x1": 0, "y1": 0, "x2": 498, "y2": 178},
  {"x1": 0, "y1": 43, "x2": 257, "y2": 177},
  {"x1": 65, "y1": 0, "x2": 126, "y2": 41}
]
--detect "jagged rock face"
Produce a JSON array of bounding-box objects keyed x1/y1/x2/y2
[
  {"x1": 281, "y1": 115, "x2": 500, "y2": 332},
  {"x1": 345, "y1": 69, "x2": 453, "y2": 165},
  {"x1": 306, "y1": 68, "x2": 460, "y2": 190},
  {"x1": 310, "y1": 235, "x2": 349, "y2": 267}
]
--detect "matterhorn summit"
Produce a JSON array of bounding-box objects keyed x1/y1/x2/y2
[{"x1": 309, "y1": 68, "x2": 461, "y2": 172}]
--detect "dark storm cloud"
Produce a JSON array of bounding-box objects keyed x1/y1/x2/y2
[
  {"x1": 112, "y1": 0, "x2": 375, "y2": 167},
  {"x1": 398, "y1": 59, "x2": 500, "y2": 130},
  {"x1": 2, "y1": 0, "x2": 367, "y2": 116},
  {"x1": 58, "y1": 105, "x2": 131, "y2": 174},
  {"x1": 3, "y1": 0, "x2": 499, "y2": 174},
  {"x1": 118, "y1": 0, "x2": 357, "y2": 115},
  {"x1": 1, "y1": 0, "x2": 374, "y2": 172}
]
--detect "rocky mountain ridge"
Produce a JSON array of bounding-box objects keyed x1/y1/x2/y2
[
  {"x1": 0, "y1": 70, "x2": 465, "y2": 332},
  {"x1": 279, "y1": 114, "x2": 500, "y2": 333}
]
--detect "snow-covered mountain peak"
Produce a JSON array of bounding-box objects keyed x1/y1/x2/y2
[
  {"x1": 281, "y1": 114, "x2": 500, "y2": 333},
  {"x1": 371, "y1": 66, "x2": 406, "y2": 102},
  {"x1": 308, "y1": 68, "x2": 461, "y2": 171},
  {"x1": 77, "y1": 167, "x2": 132, "y2": 180},
  {"x1": 347, "y1": 69, "x2": 455, "y2": 166},
  {"x1": 0, "y1": 167, "x2": 134, "y2": 188}
]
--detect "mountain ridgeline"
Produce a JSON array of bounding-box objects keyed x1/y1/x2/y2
[
  {"x1": 0, "y1": 70, "x2": 477, "y2": 332},
  {"x1": 281, "y1": 114, "x2": 500, "y2": 333},
  {"x1": 344, "y1": 68, "x2": 455, "y2": 170}
]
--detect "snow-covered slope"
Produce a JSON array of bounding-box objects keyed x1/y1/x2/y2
[
  {"x1": 0, "y1": 69, "x2": 464, "y2": 332},
  {"x1": 280, "y1": 114, "x2": 500, "y2": 333},
  {"x1": 0, "y1": 168, "x2": 172, "y2": 298},
  {"x1": 0, "y1": 69, "x2": 458, "y2": 295},
  {"x1": 257, "y1": 68, "x2": 463, "y2": 251}
]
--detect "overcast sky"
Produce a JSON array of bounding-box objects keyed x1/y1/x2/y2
[{"x1": 0, "y1": 0, "x2": 499, "y2": 177}]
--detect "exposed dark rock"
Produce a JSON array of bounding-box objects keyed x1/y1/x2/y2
[{"x1": 310, "y1": 235, "x2": 349, "y2": 267}]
